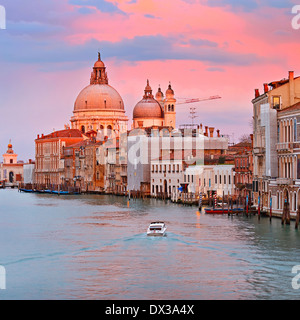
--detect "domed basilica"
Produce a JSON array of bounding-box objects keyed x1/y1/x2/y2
[
  {"x1": 133, "y1": 80, "x2": 176, "y2": 129},
  {"x1": 70, "y1": 53, "x2": 177, "y2": 136},
  {"x1": 70, "y1": 53, "x2": 128, "y2": 136}
]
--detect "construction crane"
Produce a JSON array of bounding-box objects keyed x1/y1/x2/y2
[
  {"x1": 176, "y1": 95, "x2": 222, "y2": 125},
  {"x1": 176, "y1": 95, "x2": 221, "y2": 105}
]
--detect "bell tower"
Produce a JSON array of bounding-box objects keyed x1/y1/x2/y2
[{"x1": 163, "y1": 82, "x2": 176, "y2": 128}]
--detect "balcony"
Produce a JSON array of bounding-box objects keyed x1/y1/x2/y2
[
  {"x1": 276, "y1": 142, "x2": 293, "y2": 153},
  {"x1": 253, "y1": 147, "x2": 265, "y2": 156},
  {"x1": 276, "y1": 178, "x2": 294, "y2": 185}
]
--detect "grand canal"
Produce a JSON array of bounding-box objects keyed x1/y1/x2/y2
[{"x1": 1, "y1": 188, "x2": 300, "y2": 300}]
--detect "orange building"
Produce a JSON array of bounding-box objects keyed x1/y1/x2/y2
[{"x1": 35, "y1": 128, "x2": 84, "y2": 186}]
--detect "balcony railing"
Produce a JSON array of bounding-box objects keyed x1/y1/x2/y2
[
  {"x1": 276, "y1": 142, "x2": 293, "y2": 152},
  {"x1": 253, "y1": 147, "x2": 264, "y2": 156},
  {"x1": 276, "y1": 178, "x2": 293, "y2": 185}
]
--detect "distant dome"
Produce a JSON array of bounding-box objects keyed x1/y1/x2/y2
[
  {"x1": 74, "y1": 84, "x2": 124, "y2": 112},
  {"x1": 166, "y1": 83, "x2": 174, "y2": 98},
  {"x1": 133, "y1": 80, "x2": 164, "y2": 119},
  {"x1": 155, "y1": 87, "x2": 164, "y2": 102},
  {"x1": 133, "y1": 99, "x2": 163, "y2": 119}
]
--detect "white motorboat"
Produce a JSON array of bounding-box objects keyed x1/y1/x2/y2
[{"x1": 147, "y1": 221, "x2": 167, "y2": 236}]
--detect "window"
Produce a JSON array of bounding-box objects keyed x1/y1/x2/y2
[
  {"x1": 220, "y1": 175, "x2": 222, "y2": 184},
  {"x1": 273, "y1": 96, "x2": 280, "y2": 109},
  {"x1": 229, "y1": 175, "x2": 231, "y2": 185},
  {"x1": 224, "y1": 175, "x2": 226, "y2": 185},
  {"x1": 215, "y1": 175, "x2": 217, "y2": 184}
]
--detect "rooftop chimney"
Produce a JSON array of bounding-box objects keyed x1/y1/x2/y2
[
  {"x1": 289, "y1": 71, "x2": 295, "y2": 106},
  {"x1": 217, "y1": 129, "x2": 220, "y2": 138},
  {"x1": 255, "y1": 89, "x2": 260, "y2": 98},
  {"x1": 263, "y1": 83, "x2": 269, "y2": 93},
  {"x1": 204, "y1": 126, "x2": 208, "y2": 137},
  {"x1": 209, "y1": 127, "x2": 214, "y2": 138}
]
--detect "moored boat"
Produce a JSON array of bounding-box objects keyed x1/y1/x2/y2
[{"x1": 204, "y1": 208, "x2": 243, "y2": 214}]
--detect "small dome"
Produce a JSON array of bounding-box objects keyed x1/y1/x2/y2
[
  {"x1": 166, "y1": 83, "x2": 174, "y2": 97},
  {"x1": 74, "y1": 84, "x2": 124, "y2": 112},
  {"x1": 133, "y1": 99, "x2": 163, "y2": 119},
  {"x1": 155, "y1": 87, "x2": 164, "y2": 101},
  {"x1": 94, "y1": 52, "x2": 105, "y2": 68},
  {"x1": 133, "y1": 80, "x2": 164, "y2": 119},
  {"x1": 94, "y1": 60, "x2": 105, "y2": 68}
]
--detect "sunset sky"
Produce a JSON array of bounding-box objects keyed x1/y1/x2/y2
[{"x1": 0, "y1": 0, "x2": 300, "y2": 161}]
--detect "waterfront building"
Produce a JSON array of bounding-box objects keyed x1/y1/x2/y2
[
  {"x1": 269, "y1": 101, "x2": 300, "y2": 215},
  {"x1": 0, "y1": 141, "x2": 23, "y2": 187},
  {"x1": 35, "y1": 128, "x2": 84, "y2": 186},
  {"x1": 252, "y1": 71, "x2": 300, "y2": 214},
  {"x1": 23, "y1": 159, "x2": 35, "y2": 185},
  {"x1": 71, "y1": 53, "x2": 128, "y2": 136},
  {"x1": 184, "y1": 164, "x2": 235, "y2": 197},
  {"x1": 150, "y1": 127, "x2": 229, "y2": 198},
  {"x1": 61, "y1": 137, "x2": 105, "y2": 192},
  {"x1": 102, "y1": 136, "x2": 127, "y2": 195},
  {"x1": 230, "y1": 136, "x2": 253, "y2": 198}
]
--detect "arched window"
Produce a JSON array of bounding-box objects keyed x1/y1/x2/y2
[{"x1": 81, "y1": 125, "x2": 85, "y2": 133}]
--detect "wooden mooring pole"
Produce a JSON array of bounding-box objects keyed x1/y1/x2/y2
[{"x1": 296, "y1": 205, "x2": 300, "y2": 230}]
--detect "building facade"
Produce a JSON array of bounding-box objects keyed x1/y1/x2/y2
[
  {"x1": 35, "y1": 128, "x2": 84, "y2": 186},
  {"x1": 0, "y1": 141, "x2": 23, "y2": 187},
  {"x1": 252, "y1": 71, "x2": 300, "y2": 214}
]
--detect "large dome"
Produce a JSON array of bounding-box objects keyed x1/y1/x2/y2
[
  {"x1": 74, "y1": 84, "x2": 125, "y2": 112},
  {"x1": 133, "y1": 99, "x2": 163, "y2": 119}
]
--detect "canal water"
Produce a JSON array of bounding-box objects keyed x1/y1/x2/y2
[{"x1": 1, "y1": 188, "x2": 300, "y2": 300}]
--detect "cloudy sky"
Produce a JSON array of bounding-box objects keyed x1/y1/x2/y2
[{"x1": 0, "y1": 0, "x2": 299, "y2": 160}]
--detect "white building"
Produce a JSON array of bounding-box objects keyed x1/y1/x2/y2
[
  {"x1": 151, "y1": 153, "x2": 184, "y2": 197},
  {"x1": 23, "y1": 162, "x2": 35, "y2": 184},
  {"x1": 184, "y1": 165, "x2": 235, "y2": 197}
]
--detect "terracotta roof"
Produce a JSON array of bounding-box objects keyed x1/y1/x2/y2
[
  {"x1": 278, "y1": 101, "x2": 300, "y2": 114},
  {"x1": 66, "y1": 139, "x2": 104, "y2": 149},
  {"x1": 39, "y1": 129, "x2": 83, "y2": 139}
]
